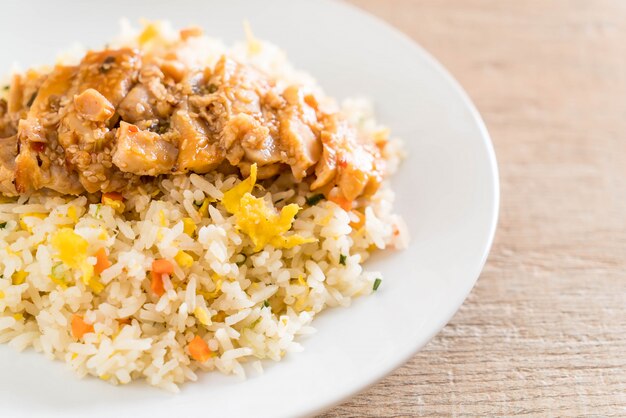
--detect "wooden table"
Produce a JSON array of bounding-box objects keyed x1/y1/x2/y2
[{"x1": 323, "y1": 1, "x2": 626, "y2": 416}]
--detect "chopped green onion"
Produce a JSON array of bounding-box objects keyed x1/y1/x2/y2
[
  {"x1": 339, "y1": 254, "x2": 347, "y2": 265},
  {"x1": 373, "y1": 278, "x2": 382, "y2": 291},
  {"x1": 0, "y1": 222, "x2": 6, "y2": 229},
  {"x1": 263, "y1": 300, "x2": 270, "y2": 308},
  {"x1": 2, "y1": 85, "x2": 8, "y2": 91},
  {"x1": 51, "y1": 262, "x2": 66, "y2": 282},
  {"x1": 305, "y1": 194, "x2": 325, "y2": 206},
  {"x1": 94, "y1": 204, "x2": 101, "y2": 218}
]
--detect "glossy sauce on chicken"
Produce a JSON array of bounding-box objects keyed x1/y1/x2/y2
[{"x1": 0, "y1": 27, "x2": 385, "y2": 203}]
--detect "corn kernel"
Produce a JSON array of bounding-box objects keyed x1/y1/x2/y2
[
  {"x1": 182, "y1": 217, "x2": 196, "y2": 236},
  {"x1": 175, "y1": 250, "x2": 194, "y2": 268},
  {"x1": 193, "y1": 307, "x2": 211, "y2": 326},
  {"x1": 12, "y1": 270, "x2": 28, "y2": 285}
]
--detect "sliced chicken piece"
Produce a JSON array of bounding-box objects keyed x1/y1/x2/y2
[
  {"x1": 211, "y1": 56, "x2": 265, "y2": 115},
  {"x1": 112, "y1": 122, "x2": 177, "y2": 176},
  {"x1": 0, "y1": 99, "x2": 16, "y2": 138},
  {"x1": 336, "y1": 143, "x2": 383, "y2": 201},
  {"x1": 117, "y1": 64, "x2": 176, "y2": 125},
  {"x1": 76, "y1": 49, "x2": 141, "y2": 106},
  {"x1": 14, "y1": 65, "x2": 83, "y2": 194},
  {"x1": 171, "y1": 102, "x2": 223, "y2": 173},
  {"x1": 7, "y1": 70, "x2": 47, "y2": 124},
  {"x1": 74, "y1": 88, "x2": 114, "y2": 122},
  {"x1": 15, "y1": 142, "x2": 83, "y2": 195},
  {"x1": 278, "y1": 86, "x2": 322, "y2": 180},
  {"x1": 117, "y1": 84, "x2": 155, "y2": 122},
  {"x1": 6, "y1": 74, "x2": 24, "y2": 116},
  {"x1": 311, "y1": 115, "x2": 384, "y2": 201},
  {"x1": 58, "y1": 49, "x2": 141, "y2": 192},
  {"x1": 159, "y1": 59, "x2": 187, "y2": 83},
  {"x1": 221, "y1": 113, "x2": 271, "y2": 165},
  {"x1": 197, "y1": 56, "x2": 285, "y2": 172},
  {"x1": 311, "y1": 130, "x2": 338, "y2": 190},
  {"x1": 243, "y1": 135, "x2": 282, "y2": 166},
  {"x1": 0, "y1": 135, "x2": 17, "y2": 195}
]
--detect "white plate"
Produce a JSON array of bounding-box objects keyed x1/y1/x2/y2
[{"x1": 0, "y1": 1, "x2": 499, "y2": 417}]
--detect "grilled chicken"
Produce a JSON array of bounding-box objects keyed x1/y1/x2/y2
[
  {"x1": 14, "y1": 65, "x2": 83, "y2": 194},
  {"x1": 312, "y1": 114, "x2": 384, "y2": 201},
  {"x1": 112, "y1": 122, "x2": 177, "y2": 175},
  {"x1": 0, "y1": 27, "x2": 387, "y2": 202},
  {"x1": 0, "y1": 135, "x2": 17, "y2": 195},
  {"x1": 57, "y1": 48, "x2": 141, "y2": 193}
]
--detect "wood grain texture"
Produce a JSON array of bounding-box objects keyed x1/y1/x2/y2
[{"x1": 322, "y1": 1, "x2": 626, "y2": 416}]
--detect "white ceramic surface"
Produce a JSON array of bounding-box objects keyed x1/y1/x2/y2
[{"x1": 0, "y1": 1, "x2": 499, "y2": 417}]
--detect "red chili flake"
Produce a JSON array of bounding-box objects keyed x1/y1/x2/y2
[{"x1": 30, "y1": 142, "x2": 45, "y2": 152}]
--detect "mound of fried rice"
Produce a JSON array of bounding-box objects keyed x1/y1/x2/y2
[{"x1": 0, "y1": 21, "x2": 407, "y2": 391}]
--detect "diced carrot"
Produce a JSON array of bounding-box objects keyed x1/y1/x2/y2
[
  {"x1": 349, "y1": 210, "x2": 366, "y2": 230},
  {"x1": 180, "y1": 26, "x2": 203, "y2": 40},
  {"x1": 94, "y1": 248, "x2": 111, "y2": 274},
  {"x1": 328, "y1": 195, "x2": 352, "y2": 211},
  {"x1": 101, "y1": 192, "x2": 123, "y2": 202},
  {"x1": 188, "y1": 335, "x2": 212, "y2": 363},
  {"x1": 150, "y1": 271, "x2": 165, "y2": 297},
  {"x1": 71, "y1": 314, "x2": 94, "y2": 339},
  {"x1": 152, "y1": 259, "x2": 174, "y2": 275}
]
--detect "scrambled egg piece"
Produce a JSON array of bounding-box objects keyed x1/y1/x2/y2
[
  {"x1": 222, "y1": 164, "x2": 316, "y2": 251},
  {"x1": 19, "y1": 213, "x2": 47, "y2": 232},
  {"x1": 50, "y1": 228, "x2": 95, "y2": 288},
  {"x1": 222, "y1": 164, "x2": 258, "y2": 214},
  {"x1": 138, "y1": 22, "x2": 160, "y2": 45}
]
